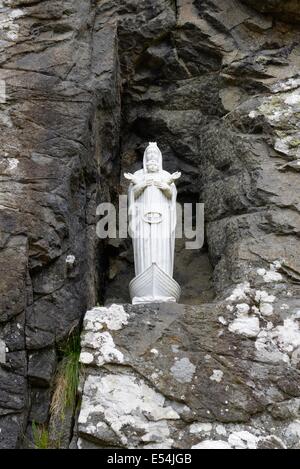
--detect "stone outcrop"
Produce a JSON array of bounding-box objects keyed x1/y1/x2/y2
[
  {"x1": 0, "y1": 0, "x2": 300, "y2": 448},
  {"x1": 76, "y1": 303, "x2": 300, "y2": 449}
]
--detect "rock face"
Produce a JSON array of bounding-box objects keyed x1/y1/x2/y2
[
  {"x1": 0, "y1": 0, "x2": 300, "y2": 448},
  {"x1": 241, "y1": 1, "x2": 300, "y2": 24},
  {"x1": 77, "y1": 303, "x2": 300, "y2": 449}
]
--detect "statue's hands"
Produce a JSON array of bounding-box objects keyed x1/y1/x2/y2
[
  {"x1": 155, "y1": 181, "x2": 169, "y2": 190},
  {"x1": 153, "y1": 180, "x2": 173, "y2": 198},
  {"x1": 133, "y1": 179, "x2": 149, "y2": 197}
]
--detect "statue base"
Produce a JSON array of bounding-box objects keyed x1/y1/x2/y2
[{"x1": 129, "y1": 262, "x2": 181, "y2": 305}]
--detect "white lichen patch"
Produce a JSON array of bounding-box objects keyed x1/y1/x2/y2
[
  {"x1": 170, "y1": 357, "x2": 196, "y2": 383},
  {"x1": 79, "y1": 352, "x2": 93, "y2": 365},
  {"x1": 171, "y1": 345, "x2": 180, "y2": 353},
  {"x1": 224, "y1": 265, "x2": 295, "y2": 341},
  {"x1": 236, "y1": 303, "x2": 250, "y2": 315},
  {"x1": 77, "y1": 438, "x2": 84, "y2": 449},
  {"x1": 78, "y1": 373, "x2": 179, "y2": 447},
  {"x1": 151, "y1": 372, "x2": 159, "y2": 380},
  {"x1": 216, "y1": 425, "x2": 227, "y2": 436},
  {"x1": 84, "y1": 304, "x2": 129, "y2": 331},
  {"x1": 65, "y1": 254, "x2": 75, "y2": 266},
  {"x1": 255, "y1": 329, "x2": 290, "y2": 364},
  {"x1": 254, "y1": 290, "x2": 275, "y2": 303},
  {"x1": 80, "y1": 307, "x2": 127, "y2": 370},
  {"x1": 271, "y1": 77, "x2": 300, "y2": 93},
  {"x1": 226, "y1": 283, "x2": 261, "y2": 338},
  {"x1": 218, "y1": 316, "x2": 227, "y2": 325},
  {"x1": 272, "y1": 319, "x2": 300, "y2": 354},
  {"x1": 5, "y1": 158, "x2": 19, "y2": 172},
  {"x1": 251, "y1": 87, "x2": 300, "y2": 159},
  {"x1": 285, "y1": 420, "x2": 300, "y2": 439},
  {"x1": 229, "y1": 316, "x2": 260, "y2": 338},
  {"x1": 226, "y1": 282, "x2": 251, "y2": 302},
  {"x1": 284, "y1": 91, "x2": 300, "y2": 106},
  {"x1": 257, "y1": 263, "x2": 283, "y2": 283},
  {"x1": 255, "y1": 315, "x2": 300, "y2": 365},
  {"x1": 80, "y1": 331, "x2": 124, "y2": 366},
  {"x1": 189, "y1": 422, "x2": 212, "y2": 434},
  {"x1": 191, "y1": 440, "x2": 231, "y2": 449},
  {"x1": 261, "y1": 270, "x2": 282, "y2": 283},
  {"x1": 226, "y1": 270, "x2": 290, "y2": 336},
  {"x1": 209, "y1": 369, "x2": 224, "y2": 383},
  {"x1": 141, "y1": 421, "x2": 172, "y2": 443},
  {"x1": 260, "y1": 303, "x2": 273, "y2": 317},
  {"x1": 0, "y1": 7, "x2": 23, "y2": 42},
  {"x1": 189, "y1": 421, "x2": 289, "y2": 450}
]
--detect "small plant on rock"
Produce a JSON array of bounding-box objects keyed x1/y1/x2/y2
[{"x1": 50, "y1": 330, "x2": 81, "y2": 420}]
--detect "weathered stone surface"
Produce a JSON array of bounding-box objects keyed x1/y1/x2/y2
[
  {"x1": 0, "y1": 0, "x2": 119, "y2": 445},
  {"x1": 29, "y1": 387, "x2": 51, "y2": 425},
  {"x1": 48, "y1": 406, "x2": 74, "y2": 449},
  {"x1": 76, "y1": 302, "x2": 300, "y2": 449},
  {"x1": 0, "y1": 367, "x2": 26, "y2": 416},
  {"x1": 0, "y1": 414, "x2": 25, "y2": 449}
]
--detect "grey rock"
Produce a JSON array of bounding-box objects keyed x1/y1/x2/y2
[
  {"x1": 28, "y1": 348, "x2": 57, "y2": 387},
  {"x1": 48, "y1": 406, "x2": 74, "y2": 449},
  {"x1": 76, "y1": 303, "x2": 300, "y2": 449}
]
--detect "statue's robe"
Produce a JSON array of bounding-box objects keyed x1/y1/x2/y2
[{"x1": 128, "y1": 170, "x2": 177, "y2": 278}]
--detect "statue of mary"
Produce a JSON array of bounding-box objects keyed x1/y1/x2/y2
[{"x1": 125, "y1": 142, "x2": 181, "y2": 304}]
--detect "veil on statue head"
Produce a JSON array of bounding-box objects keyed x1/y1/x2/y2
[{"x1": 143, "y1": 142, "x2": 163, "y2": 173}]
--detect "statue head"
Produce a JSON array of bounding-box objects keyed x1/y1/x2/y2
[{"x1": 143, "y1": 142, "x2": 162, "y2": 173}]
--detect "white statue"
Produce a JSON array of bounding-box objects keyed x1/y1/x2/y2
[{"x1": 125, "y1": 142, "x2": 181, "y2": 304}]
